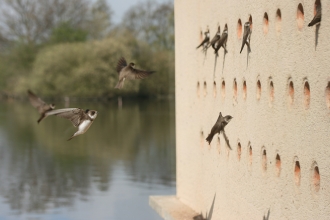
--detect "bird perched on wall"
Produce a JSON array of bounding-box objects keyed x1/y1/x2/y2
[
  {"x1": 208, "y1": 26, "x2": 221, "y2": 50},
  {"x1": 45, "y1": 108, "x2": 97, "y2": 141},
  {"x1": 196, "y1": 28, "x2": 210, "y2": 51},
  {"x1": 27, "y1": 90, "x2": 55, "y2": 123},
  {"x1": 308, "y1": 4, "x2": 321, "y2": 26},
  {"x1": 115, "y1": 57, "x2": 155, "y2": 89},
  {"x1": 240, "y1": 21, "x2": 251, "y2": 53},
  {"x1": 214, "y1": 25, "x2": 228, "y2": 56},
  {"x1": 206, "y1": 112, "x2": 233, "y2": 145}
]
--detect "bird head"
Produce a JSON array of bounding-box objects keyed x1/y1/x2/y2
[
  {"x1": 224, "y1": 115, "x2": 233, "y2": 123},
  {"x1": 223, "y1": 25, "x2": 228, "y2": 33},
  {"x1": 50, "y1": 104, "x2": 55, "y2": 109},
  {"x1": 87, "y1": 109, "x2": 98, "y2": 119},
  {"x1": 129, "y1": 62, "x2": 135, "y2": 67}
]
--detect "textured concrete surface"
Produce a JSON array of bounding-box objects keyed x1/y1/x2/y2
[
  {"x1": 149, "y1": 196, "x2": 199, "y2": 220},
  {"x1": 171, "y1": 0, "x2": 330, "y2": 219}
]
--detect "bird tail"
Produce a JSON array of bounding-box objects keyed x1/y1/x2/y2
[
  {"x1": 240, "y1": 43, "x2": 245, "y2": 53},
  {"x1": 37, "y1": 114, "x2": 45, "y2": 124},
  {"x1": 115, "y1": 80, "x2": 124, "y2": 89},
  {"x1": 205, "y1": 134, "x2": 213, "y2": 145},
  {"x1": 67, "y1": 134, "x2": 76, "y2": 141}
]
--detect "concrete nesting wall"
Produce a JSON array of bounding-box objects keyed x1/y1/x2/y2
[{"x1": 175, "y1": 0, "x2": 330, "y2": 219}]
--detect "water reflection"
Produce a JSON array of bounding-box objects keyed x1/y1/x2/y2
[{"x1": 0, "y1": 99, "x2": 175, "y2": 219}]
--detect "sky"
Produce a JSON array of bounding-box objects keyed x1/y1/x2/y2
[{"x1": 105, "y1": 0, "x2": 172, "y2": 23}]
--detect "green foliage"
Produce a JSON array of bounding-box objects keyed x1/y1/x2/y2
[
  {"x1": 50, "y1": 22, "x2": 88, "y2": 44},
  {"x1": 26, "y1": 38, "x2": 138, "y2": 97},
  {"x1": 0, "y1": 0, "x2": 174, "y2": 99}
]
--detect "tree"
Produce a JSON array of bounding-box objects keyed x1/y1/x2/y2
[
  {"x1": 0, "y1": 0, "x2": 90, "y2": 45},
  {"x1": 50, "y1": 22, "x2": 88, "y2": 44},
  {"x1": 88, "y1": 0, "x2": 113, "y2": 40},
  {"x1": 121, "y1": 1, "x2": 174, "y2": 51}
]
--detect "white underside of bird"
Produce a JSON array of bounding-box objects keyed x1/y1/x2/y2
[{"x1": 72, "y1": 120, "x2": 93, "y2": 137}]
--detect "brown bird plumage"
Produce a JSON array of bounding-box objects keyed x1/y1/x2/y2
[
  {"x1": 240, "y1": 21, "x2": 251, "y2": 53},
  {"x1": 206, "y1": 112, "x2": 233, "y2": 145},
  {"x1": 214, "y1": 26, "x2": 228, "y2": 56},
  {"x1": 196, "y1": 29, "x2": 210, "y2": 50},
  {"x1": 27, "y1": 90, "x2": 55, "y2": 123},
  {"x1": 115, "y1": 57, "x2": 155, "y2": 89},
  {"x1": 208, "y1": 26, "x2": 221, "y2": 50},
  {"x1": 45, "y1": 108, "x2": 97, "y2": 141}
]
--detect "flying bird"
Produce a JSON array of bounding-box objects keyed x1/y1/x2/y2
[
  {"x1": 115, "y1": 57, "x2": 155, "y2": 89},
  {"x1": 308, "y1": 4, "x2": 321, "y2": 26},
  {"x1": 208, "y1": 26, "x2": 221, "y2": 50},
  {"x1": 196, "y1": 28, "x2": 210, "y2": 51},
  {"x1": 240, "y1": 21, "x2": 251, "y2": 53},
  {"x1": 27, "y1": 90, "x2": 55, "y2": 123},
  {"x1": 45, "y1": 108, "x2": 97, "y2": 141},
  {"x1": 206, "y1": 112, "x2": 233, "y2": 145},
  {"x1": 214, "y1": 26, "x2": 228, "y2": 56}
]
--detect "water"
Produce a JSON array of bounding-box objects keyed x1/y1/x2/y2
[{"x1": 0, "y1": 99, "x2": 176, "y2": 220}]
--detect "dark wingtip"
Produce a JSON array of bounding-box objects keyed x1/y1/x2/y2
[{"x1": 205, "y1": 136, "x2": 212, "y2": 145}]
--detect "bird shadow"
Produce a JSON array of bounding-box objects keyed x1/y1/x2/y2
[
  {"x1": 221, "y1": 49, "x2": 227, "y2": 74},
  {"x1": 213, "y1": 55, "x2": 218, "y2": 79},
  {"x1": 262, "y1": 209, "x2": 270, "y2": 220},
  {"x1": 246, "y1": 35, "x2": 252, "y2": 67},
  {"x1": 315, "y1": 24, "x2": 320, "y2": 50},
  {"x1": 246, "y1": 46, "x2": 251, "y2": 67},
  {"x1": 203, "y1": 49, "x2": 208, "y2": 65},
  {"x1": 193, "y1": 194, "x2": 216, "y2": 220},
  {"x1": 222, "y1": 129, "x2": 232, "y2": 150}
]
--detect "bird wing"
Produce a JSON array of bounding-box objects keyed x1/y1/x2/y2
[
  {"x1": 27, "y1": 90, "x2": 47, "y2": 113},
  {"x1": 216, "y1": 32, "x2": 228, "y2": 48},
  {"x1": 46, "y1": 108, "x2": 87, "y2": 127},
  {"x1": 127, "y1": 66, "x2": 155, "y2": 80},
  {"x1": 308, "y1": 8, "x2": 321, "y2": 26},
  {"x1": 196, "y1": 36, "x2": 210, "y2": 49},
  {"x1": 208, "y1": 34, "x2": 220, "y2": 47},
  {"x1": 240, "y1": 24, "x2": 250, "y2": 53},
  {"x1": 116, "y1": 57, "x2": 128, "y2": 74}
]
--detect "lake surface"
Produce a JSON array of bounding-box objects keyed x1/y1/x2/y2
[{"x1": 0, "y1": 99, "x2": 176, "y2": 220}]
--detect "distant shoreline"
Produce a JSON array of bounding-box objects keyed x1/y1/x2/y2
[{"x1": 0, "y1": 92, "x2": 174, "y2": 103}]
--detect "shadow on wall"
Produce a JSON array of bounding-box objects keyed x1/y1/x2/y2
[
  {"x1": 193, "y1": 194, "x2": 216, "y2": 220},
  {"x1": 263, "y1": 209, "x2": 270, "y2": 220},
  {"x1": 315, "y1": 24, "x2": 320, "y2": 49}
]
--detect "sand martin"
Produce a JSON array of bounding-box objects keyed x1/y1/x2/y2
[
  {"x1": 206, "y1": 112, "x2": 233, "y2": 145},
  {"x1": 115, "y1": 57, "x2": 155, "y2": 89},
  {"x1": 240, "y1": 22, "x2": 251, "y2": 53},
  {"x1": 208, "y1": 26, "x2": 221, "y2": 50},
  {"x1": 196, "y1": 28, "x2": 210, "y2": 51},
  {"x1": 214, "y1": 26, "x2": 228, "y2": 56},
  {"x1": 45, "y1": 108, "x2": 97, "y2": 141},
  {"x1": 27, "y1": 90, "x2": 55, "y2": 123},
  {"x1": 308, "y1": 4, "x2": 321, "y2": 26}
]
